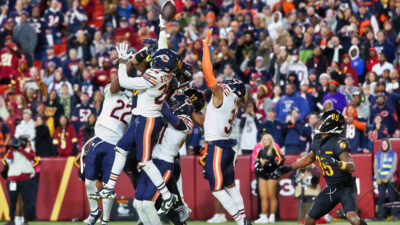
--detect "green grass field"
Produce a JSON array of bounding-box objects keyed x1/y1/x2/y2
[{"x1": 7, "y1": 221, "x2": 397, "y2": 225}]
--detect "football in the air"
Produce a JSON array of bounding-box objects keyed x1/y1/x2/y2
[{"x1": 161, "y1": 0, "x2": 176, "y2": 21}]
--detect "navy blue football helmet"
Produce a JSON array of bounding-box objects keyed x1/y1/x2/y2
[
  {"x1": 151, "y1": 49, "x2": 179, "y2": 73},
  {"x1": 184, "y1": 88, "x2": 205, "y2": 113},
  {"x1": 169, "y1": 93, "x2": 194, "y2": 116},
  {"x1": 222, "y1": 79, "x2": 246, "y2": 98},
  {"x1": 177, "y1": 61, "x2": 193, "y2": 83}
]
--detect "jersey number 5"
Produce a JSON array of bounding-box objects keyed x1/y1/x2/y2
[
  {"x1": 316, "y1": 156, "x2": 334, "y2": 176},
  {"x1": 110, "y1": 100, "x2": 132, "y2": 125}
]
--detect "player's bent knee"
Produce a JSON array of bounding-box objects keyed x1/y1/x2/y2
[
  {"x1": 85, "y1": 179, "x2": 96, "y2": 189},
  {"x1": 115, "y1": 146, "x2": 128, "y2": 157}
]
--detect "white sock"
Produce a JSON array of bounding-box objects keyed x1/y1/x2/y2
[
  {"x1": 142, "y1": 200, "x2": 162, "y2": 225},
  {"x1": 106, "y1": 147, "x2": 128, "y2": 189},
  {"x1": 133, "y1": 200, "x2": 150, "y2": 225},
  {"x1": 102, "y1": 198, "x2": 113, "y2": 222},
  {"x1": 141, "y1": 161, "x2": 171, "y2": 200},
  {"x1": 225, "y1": 186, "x2": 246, "y2": 216},
  {"x1": 158, "y1": 29, "x2": 168, "y2": 49},
  {"x1": 177, "y1": 174, "x2": 184, "y2": 198},
  {"x1": 85, "y1": 179, "x2": 98, "y2": 212},
  {"x1": 212, "y1": 190, "x2": 243, "y2": 224}
]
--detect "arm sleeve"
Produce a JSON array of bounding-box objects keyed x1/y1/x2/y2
[
  {"x1": 158, "y1": 30, "x2": 168, "y2": 49},
  {"x1": 118, "y1": 64, "x2": 155, "y2": 90},
  {"x1": 202, "y1": 45, "x2": 217, "y2": 87}
]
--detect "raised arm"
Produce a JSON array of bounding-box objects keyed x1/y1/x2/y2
[
  {"x1": 109, "y1": 76, "x2": 120, "y2": 94},
  {"x1": 202, "y1": 29, "x2": 223, "y2": 107},
  {"x1": 118, "y1": 62, "x2": 154, "y2": 90},
  {"x1": 158, "y1": 15, "x2": 168, "y2": 49}
]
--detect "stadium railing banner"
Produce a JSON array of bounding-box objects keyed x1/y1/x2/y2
[{"x1": 0, "y1": 155, "x2": 375, "y2": 221}]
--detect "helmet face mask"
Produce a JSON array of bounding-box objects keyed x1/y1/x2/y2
[
  {"x1": 222, "y1": 79, "x2": 246, "y2": 99},
  {"x1": 315, "y1": 110, "x2": 345, "y2": 134}
]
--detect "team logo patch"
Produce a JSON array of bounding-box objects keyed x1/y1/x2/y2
[
  {"x1": 160, "y1": 54, "x2": 170, "y2": 62},
  {"x1": 340, "y1": 142, "x2": 347, "y2": 149}
]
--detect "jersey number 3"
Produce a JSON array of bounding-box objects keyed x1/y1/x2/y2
[
  {"x1": 316, "y1": 156, "x2": 334, "y2": 176},
  {"x1": 110, "y1": 100, "x2": 132, "y2": 125}
]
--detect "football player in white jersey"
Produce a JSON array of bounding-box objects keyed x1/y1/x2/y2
[
  {"x1": 133, "y1": 92, "x2": 194, "y2": 225},
  {"x1": 83, "y1": 77, "x2": 133, "y2": 225},
  {"x1": 100, "y1": 42, "x2": 180, "y2": 214},
  {"x1": 192, "y1": 29, "x2": 251, "y2": 225}
]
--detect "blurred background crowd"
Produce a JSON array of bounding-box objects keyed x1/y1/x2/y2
[{"x1": 0, "y1": 0, "x2": 400, "y2": 223}]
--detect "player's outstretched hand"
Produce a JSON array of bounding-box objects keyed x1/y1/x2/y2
[
  {"x1": 203, "y1": 29, "x2": 213, "y2": 46},
  {"x1": 273, "y1": 165, "x2": 292, "y2": 177},
  {"x1": 116, "y1": 42, "x2": 134, "y2": 61},
  {"x1": 322, "y1": 155, "x2": 337, "y2": 166}
]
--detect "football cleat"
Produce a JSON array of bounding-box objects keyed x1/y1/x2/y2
[
  {"x1": 157, "y1": 194, "x2": 178, "y2": 215},
  {"x1": 99, "y1": 188, "x2": 116, "y2": 199},
  {"x1": 86, "y1": 209, "x2": 102, "y2": 225},
  {"x1": 244, "y1": 218, "x2": 253, "y2": 225},
  {"x1": 88, "y1": 192, "x2": 101, "y2": 200},
  {"x1": 101, "y1": 220, "x2": 108, "y2": 225},
  {"x1": 207, "y1": 214, "x2": 227, "y2": 223}
]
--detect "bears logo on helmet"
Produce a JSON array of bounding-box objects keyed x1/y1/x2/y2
[
  {"x1": 169, "y1": 93, "x2": 194, "y2": 116},
  {"x1": 222, "y1": 78, "x2": 246, "y2": 98}
]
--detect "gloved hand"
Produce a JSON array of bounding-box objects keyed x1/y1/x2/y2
[
  {"x1": 159, "y1": 15, "x2": 167, "y2": 29},
  {"x1": 272, "y1": 165, "x2": 293, "y2": 177},
  {"x1": 116, "y1": 42, "x2": 134, "y2": 61}
]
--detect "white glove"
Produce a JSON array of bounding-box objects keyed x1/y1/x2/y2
[
  {"x1": 159, "y1": 15, "x2": 167, "y2": 29},
  {"x1": 116, "y1": 42, "x2": 134, "y2": 61}
]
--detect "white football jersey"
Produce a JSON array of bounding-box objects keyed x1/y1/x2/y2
[
  {"x1": 132, "y1": 68, "x2": 173, "y2": 117},
  {"x1": 95, "y1": 85, "x2": 133, "y2": 145},
  {"x1": 204, "y1": 85, "x2": 238, "y2": 141},
  {"x1": 152, "y1": 115, "x2": 193, "y2": 163}
]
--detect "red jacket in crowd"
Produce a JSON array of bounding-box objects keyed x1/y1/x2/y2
[{"x1": 53, "y1": 124, "x2": 77, "y2": 157}]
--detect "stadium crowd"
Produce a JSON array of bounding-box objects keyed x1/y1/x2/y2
[{"x1": 0, "y1": 0, "x2": 400, "y2": 223}]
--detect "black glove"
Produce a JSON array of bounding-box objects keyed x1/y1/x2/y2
[
  {"x1": 322, "y1": 155, "x2": 337, "y2": 166},
  {"x1": 273, "y1": 165, "x2": 293, "y2": 177}
]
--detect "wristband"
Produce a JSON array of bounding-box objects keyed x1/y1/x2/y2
[{"x1": 340, "y1": 162, "x2": 347, "y2": 170}]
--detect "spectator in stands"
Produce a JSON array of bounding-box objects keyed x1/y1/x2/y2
[
  {"x1": 4, "y1": 137, "x2": 37, "y2": 225},
  {"x1": 23, "y1": 67, "x2": 47, "y2": 102},
  {"x1": 34, "y1": 115, "x2": 54, "y2": 156},
  {"x1": 343, "y1": 104, "x2": 368, "y2": 153},
  {"x1": 12, "y1": 10, "x2": 37, "y2": 67},
  {"x1": 386, "y1": 69, "x2": 400, "y2": 93},
  {"x1": 371, "y1": 79, "x2": 400, "y2": 111},
  {"x1": 71, "y1": 92, "x2": 95, "y2": 133},
  {"x1": 298, "y1": 80, "x2": 316, "y2": 112},
  {"x1": 48, "y1": 69, "x2": 74, "y2": 96},
  {"x1": 367, "y1": 114, "x2": 390, "y2": 150},
  {"x1": 366, "y1": 47, "x2": 378, "y2": 73},
  {"x1": 283, "y1": 107, "x2": 310, "y2": 154},
  {"x1": 14, "y1": 109, "x2": 35, "y2": 148},
  {"x1": 53, "y1": 115, "x2": 77, "y2": 157},
  {"x1": 253, "y1": 134, "x2": 283, "y2": 224},
  {"x1": 77, "y1": 113, "x2": 96, "y2": 151},
  {"x1": 6, "y1": 102, "x2": 21, "y2": 137},
  {"x1": 0, "y1": 18, "x2": 15, "y2": 49},
  {"x1": 374, "y1": 30, "x2": 396, "y2": 63},
  {"x1": 339, "y1": 54, "x2": 358, "y2": 85},
  {"x1": 242, "y1": 56, "x2": 270, "y2": 87},
  {"x1": 78, "y1": 69, "x2": 98, "y2": 98},
  {"x1": 59, "y1": 83, "x2": 76, "y2": 119},
  {"x1": 349, "y1": 45, "x2": 365, "y2": 81},
  {"x1": 254, "y1": 85, "x2": 273, "y2": 122},
  {"x1": 240, "y1": 102, "x2": 259, "y2": 154},
  {"x1": 370, "y1": 92, "x2": 398, "y2": 135},
  {"x1": 257, "y1": 107, "x2": 284, "y2": 147},
  {"x1": 288, "y1": 152, "x2": 321, "y2": 221},
  {"x1": 280, "y1": 49, "x2": 308, "y2": 83},
  {"x1": 316, "y1": 73, "x2": 330, "y2": 111},
  {"x1": 41, "y1": 47, "x2": 62, "y2": 79},
  {"x1": 275, "y1": 83, "x2": 310, "y2": 122},
  {"x1": 325, "y1": 35, "x2": 346, "y2": 65},
  {"x1": 270, "y1": 85, "x2": 282, "y2": 105},
  {"x1": 375, "y1": 139, "x2": 398, "y2": 220},
  {"x1": 65, "y1": 0, "x2": 87, "y2": 33},
  {"x1": 306, "y1": 47, "x2": 328, "y2": 79},
  {"x1": 351, "y1": 91, "x2": 370, "y2": 121},
  {"x1": 68, "y1": 30, "x2": 92, "y2": 64},
  {"x1": 44, "y1": 0, "x2": 64, "y2": 45},
  {"x1": 216, "y1": 44, "x2": 238, "y2": 75},
  {"x1": 338, "y1": 76, "x2": 360, "y2": 104},
  {"x1": 372, "y1": 53, "x2": 394, "y2": 77},
  {"x1": 0, "y1": 117, "x2": 10, "y2": 157},
  {"x1": 102, "y1": 4, "x2": 119, "y2": 33},
  {"x1": 299, "y1": 32, "x2": 314, "y2": 63},
  {"x1": 323, "y1": 80, "x2": 347, "y2": 111},
  {"x1": 45, "y1": 89, "x2": 64, "y2": 128},
  {"x1": 363, "y1": 71, "x2": 378, "y2": 95}
]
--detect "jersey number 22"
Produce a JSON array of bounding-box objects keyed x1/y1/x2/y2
[{"x1": 110, "y1": 100, "x2": 132, "y2": 125}]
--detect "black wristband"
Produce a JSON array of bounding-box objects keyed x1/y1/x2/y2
[{"x1": 135, "y1": 49, "x2": 148, "y2": 62}]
